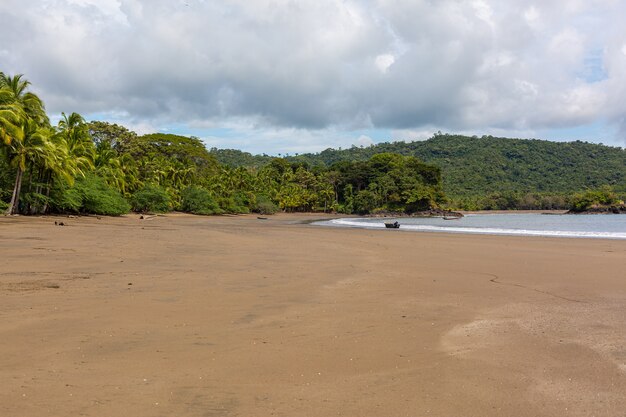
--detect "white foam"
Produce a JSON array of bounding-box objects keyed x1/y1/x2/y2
[{"x1": 325, "y1": 219, "x2": 626, "y2": 240}]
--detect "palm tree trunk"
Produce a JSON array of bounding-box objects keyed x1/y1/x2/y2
[
  {"x1": 42, "y1": 172, "x2": 53, "y2": 214},
  {"x1": 35, "y1": 167, "x2": 44, "y2": 195},
  {"x1": 27, "y1": 165, "x2": 34, "y2": 193},
  {"x1": 26, "y1": 165, "x2": 37, "y2": 214},
  {"x1": 6, "y1": 167, "x2": 24, "y2": 215}
]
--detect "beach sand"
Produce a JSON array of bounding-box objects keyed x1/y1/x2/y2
[{"x1": 1, "y1": 213, "x2": 625, "y2": 416}]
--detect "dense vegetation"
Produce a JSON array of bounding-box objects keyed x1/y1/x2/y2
[
  {"x1": 283, "y1": 133, "x2": 626, "y2": 209},
  {"x1": 209, "y1": 148, "x2": 272, "y2": 169},
  {"x1": 569, "y1": 186, "x2": 625, "y2": 213},
  {"x1": 1, "y1": 73, "x2": 445, "y2": 216}
]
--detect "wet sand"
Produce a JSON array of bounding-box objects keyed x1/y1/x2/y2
[{"x1": 1, "y1": 213, "x2": 625, "y2": 416}]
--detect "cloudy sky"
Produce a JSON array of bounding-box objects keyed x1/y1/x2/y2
[{"x1": 1, "y1": 0, "x2": 625, "y2": 153}]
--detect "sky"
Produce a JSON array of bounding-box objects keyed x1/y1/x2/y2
[{"x1": 1, "y1": 0, "x2": 626, "y2": 154}]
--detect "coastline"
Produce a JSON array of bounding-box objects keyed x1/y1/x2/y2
[
  {"x1": 1, "y1": 213, "x2": 625, "y2": 416},
  {"x1": 320, "y1": 211, "x2": 626, "y2": 240}
]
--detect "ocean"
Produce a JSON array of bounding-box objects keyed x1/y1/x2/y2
[{"x1": 317, "y1": 213, "x2": 626, "y2": 240}]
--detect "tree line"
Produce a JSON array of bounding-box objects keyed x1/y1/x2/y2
[
  {"x1": 1, "y1": 73, "x2": 445, "y2": 216},
  {"x1": 267, "y1": 132, "x2": 625, "y2": 210}
]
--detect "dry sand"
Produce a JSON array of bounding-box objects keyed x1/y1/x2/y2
[{"x1": 1, "y1": 213, "x2": 625, "y2": 417}]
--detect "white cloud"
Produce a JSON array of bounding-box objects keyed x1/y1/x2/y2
[
  {"x1": 375, "y1": 54, "x2": 395, "y2": 73},
  {"x1": 390, "y1": 128, "x2": 437, "y2": 142},
  {"x1": 1, "y1": 0, "x2": 626, "y2": 149},
  {"x1": 356, "y1": 135, "x2": 374, "y2": 147},
  {"x1": 523, "y1": 6, "x2": 539, "y2": 24},
  {"x1": 472, "y1": 0, "x2": 494, "y2": 28}
]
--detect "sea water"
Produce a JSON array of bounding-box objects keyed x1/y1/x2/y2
[{"x1": 317, "y1": 214, "x2": 626, "y2": 240}]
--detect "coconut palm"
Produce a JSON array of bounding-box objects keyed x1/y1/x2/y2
[
  {"x1": 4, "y1": 120, "x2": 56, "y2": 214},
  {"x1": 94, "y1": 140, "x2": 141, "y2": 196},
  {"x1": 56, "y1": 112, "x2": 95, "y2": 177},
  {"x1": 0, "y1": 77, "x2": 27, "y2": 147},
  {"x1": 0, "y1": 73, "x2": 48, "y2": 126},
  {"x1": 1, "y1": 73, "x2": 50, "y2": 214},
  {"x1": 0, "y1": 103, "x2": 23, "y2": 147}
]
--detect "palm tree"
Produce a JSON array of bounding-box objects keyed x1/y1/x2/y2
[
  {"x1": 0, "y1": 73, "x2": 48, "y2": 125},
  {"x1": 56, "y1": 112, "x2": 95, "y2": 177},
  {"x1": 0, "y1": 77, "x2": 27, "y2": 148},
  {"x1": 4, "y1": 120, "x2": 55, "y2": 214},
  {"x1": 94, "y1": 140, "x2": 141, "y2": 196},
  {"x1": 1, "y1": 73, "x2": 49, "y2": 214},
  {"x1": 0, "y1": 103, "x2": 23, "y2": 147}
]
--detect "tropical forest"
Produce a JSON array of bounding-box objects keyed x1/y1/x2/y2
[{"x1": 1, "y1": 72, "x2": 625, "y2": 216}]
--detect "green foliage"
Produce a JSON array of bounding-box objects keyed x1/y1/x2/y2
[
  {"x1": 217, "y1": 192, "x2": 250, "y2": 214},
  {"x1": 288, "y1": 134, "x2": 626, "y2": 209},
  {"x1": 88, "y1": 121, "x2": 137, "y2": 151},
  {"x1": 332, "y1": 153, "x2": 445, "y2": 213},
  {"x1": 209, "y1": 148, "x2": 272, "y2": 168},
  {"x1": 181, "y1": 186, "x2": 221, "y2": 215},
  {"x1": 124, "y1": 133, "x2": 219, "y2": 173},
  {"x1": 50, "y1": 174, "x2": 129, "y2": 215},
  {"x1": 1, "y1": 72, "x2": 51, "y2": 214},
  {"x1": 570, "y1": 186, "x2": 622, "y2": 212},
  {"x1": 49, "y1": 180, "x2": 82, "y2": 212},
  {"x1": 453, "y1": 192, "x2": 572, "y2": 211},
  {"x1": 254, "y1": 195, "x2": 278, "y2": 214},
  {"x1": 131, "y1": 184, "x2": 171, "y2": 213},
  {"x1": 353, "y1": 189, "x2": 377, "y2": 214}
]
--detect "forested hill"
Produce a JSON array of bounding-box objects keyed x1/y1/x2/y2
[
  {"x1": 284, "y1": 134, "x2": 626, "y2": 197},
  {"x1": 208, "y1": 148, "x2": 272, "y2": 168}
]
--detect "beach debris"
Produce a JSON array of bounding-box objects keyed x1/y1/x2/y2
[
  {"x1": 54, "y1": 221, "x2": 65, "y2": 226},
  {"x1": 257, "y1": 216, "x2": 268, "y2": 220},
  {"x1": 139, "y1": 215, "x2": 144, "y2": 219}
]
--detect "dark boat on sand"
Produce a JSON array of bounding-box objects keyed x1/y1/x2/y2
[{"x1": 385, "y1": 221, "x2": 400, "y2": 229}]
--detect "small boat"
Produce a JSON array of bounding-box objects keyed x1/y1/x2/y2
[
  {"x1": 385, "y1": 221, "x2": 400, "y2": 229},
  {"x1": 443, "y1": 216, "x2": 461, "y2": 220}
]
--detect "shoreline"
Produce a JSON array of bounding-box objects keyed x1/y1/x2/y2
[
  {"x1": 1, "y1": 213, "x2": 625, "y2": 416},
  {"x1": 316, "y1": 212, "x2": 626, "y2": 240}
]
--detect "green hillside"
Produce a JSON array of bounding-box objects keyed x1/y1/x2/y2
[
  {"x1": 287, "y1": 134, "x2": 626, "y2": 199},
  {"x1": 208, "y1": 148, "x2": 272, "y2": 169}
]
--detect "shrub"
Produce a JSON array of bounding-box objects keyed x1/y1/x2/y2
[
  {"x1": 78, "y1": 175, "x2": 131, "y2": 215},
  {"x1": 181, "y1": 186, "x2": 221, "y2": 215},
  {"x1": 570, "y1": 186, "x2": 621, "y2": 212},
  {"x1": 218, "y1": 192, "x2": 251, "y2": 214},
  {"x1": 49, "y1": 182, "x2": 82, "y2": 212},
  {"x1": 353, "y1": 190, "x2": 377, "y2": 214},
  {"x1": 50, "y1": 174, "x2": 130, "y2": 216},
  {"x1": 254, "y1": 195, "x2": 278, "y2": 215},
  {"x1": 131, "y1": 184, "x2": 171, "y2": 213}
]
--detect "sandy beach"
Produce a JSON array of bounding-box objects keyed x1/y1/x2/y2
[{"x1": 1, "y1": 213, "x2": 625, "y2": 417}]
